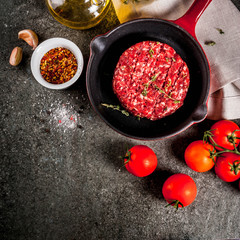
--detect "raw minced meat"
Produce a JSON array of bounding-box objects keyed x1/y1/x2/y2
[{"x1": 112, "y1": 41, "x2": 190, "y2": 120}]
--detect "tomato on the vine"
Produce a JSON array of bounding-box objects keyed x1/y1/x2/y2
[
  {"x1": 184, "y1": 140, "x2": 216, "y2": 172},
  {"x1": 162, "y1": 173, "x2": 197, "y2": 209},
  {"x1": 215, "y1": 153, "x2": 240, "y2": 182},
  {"x1": 124, "y1": 145, "x2": 157, "y2": 177},
  {"x1": 210, "y1": 120, "x2": 240, "y2": 150}
]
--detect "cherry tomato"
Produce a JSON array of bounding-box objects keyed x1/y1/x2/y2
[
  {"x1": 215, "y1": 153, "x2": 240, "y2": 182},
  {"x1": 184, "y1": 140, "x2": 216, "y2": 172},
  {"x1": 124, "y1": 145, "x2": 157, "y2": 177},
  {"x1": 162, "y1": 173, "x2": 197, "y2": 209},
  {"x1": 210, "y1": 120, "x2": 240, "y2": 150}
]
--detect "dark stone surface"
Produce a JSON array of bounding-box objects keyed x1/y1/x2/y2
[{"x1": 0, "y1": 1, "x2": 239, "y2": 240}]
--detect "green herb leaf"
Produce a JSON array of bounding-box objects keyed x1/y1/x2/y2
[
  {"x1": 172, "y1": 57, "x2": 176, "y2": 62},
  {"x1": 149, "y1": 49, "x2": 154, "y2": 58},
  {"x1": 121, "y1": 110, "x2": 130, "y2": 116},
  {"x1": 101, "y1": 103, "x2": 130, "y2": 116},
  {"x1": 141, "y1": 89, "x2": 148, "y2": 96},
  {"x1": 151, "y1": 74, "x2": 157, "y2": 82},
  {"x1": 165, "y1": 57, "x2": 169, "y2": 62},
  {"x1": 154, "y1": 85, "x2": 180, "y2": 103},
  {"x1": 205, "y1": 41, "x2": 216, "y2": 46},
  {"x1": 216, "y1": 28, "x2": 224, "y2": 34},
  {"x1": 143, "y1": 83, "x2": 149, "y2": 88},
  {"x1": 165, "y1": 79, "x2": 171, "y2": 90}
]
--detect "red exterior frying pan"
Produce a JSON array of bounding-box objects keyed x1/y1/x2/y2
[{"x1": 86, "y1": 0, "x2": 212, "y2": 140}]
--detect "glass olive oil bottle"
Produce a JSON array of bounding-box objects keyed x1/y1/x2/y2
[{"x1": 46, "y1": 0, "x2": 111, "y2": 29}]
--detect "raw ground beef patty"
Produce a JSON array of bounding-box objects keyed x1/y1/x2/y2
[{"x1": 112, "y1": 41, "x2": 190, "y2": 120}]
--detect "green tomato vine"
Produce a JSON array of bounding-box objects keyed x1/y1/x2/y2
[{"x1": 203, "y1": 129, "x2": 240, "y2": 160}]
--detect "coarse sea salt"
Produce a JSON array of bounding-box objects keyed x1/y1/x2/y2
[{"x1": 49, "y1": 103, "x2": 81, "y2": 131}]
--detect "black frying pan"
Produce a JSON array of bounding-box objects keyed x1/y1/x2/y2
[{"x1": 86, "y1": 0, "x2": 212, "y2": 140}]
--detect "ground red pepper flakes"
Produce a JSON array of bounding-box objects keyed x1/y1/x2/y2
[{"x1": 40, "y1": 47, "x2": 78, "y2": 84}]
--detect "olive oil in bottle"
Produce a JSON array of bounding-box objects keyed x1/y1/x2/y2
[{"x1": 46, "y1": 0, "x2": 111, "y2": 29}]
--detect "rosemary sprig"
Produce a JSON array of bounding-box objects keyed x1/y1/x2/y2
[{"x1": 101, "y1": 103, "x2": 129, "y2": 116}]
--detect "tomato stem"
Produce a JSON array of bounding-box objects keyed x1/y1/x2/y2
[
  {"x1": 165, "y1": 200, "x2": 184, "y2": 210},
  {"x1": 228, "y1": 160, "x2": 240, "y2": 175},
  {"x1": 209, "y1": 148, "x2": 217, "y2": 165},
  {"x1": 203, "y1": 130, "x2": 240, "y2": 158},
  {"x1": 123, "y1": 150, "x2": 131, "y2": 165}
]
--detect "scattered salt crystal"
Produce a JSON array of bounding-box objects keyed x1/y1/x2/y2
[{"x1": 48, "y1": 102, "x2": 82, "y2": 131}]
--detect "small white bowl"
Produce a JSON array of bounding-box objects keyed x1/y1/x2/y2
[{"x1": 31, "y1": 37, "x2": 84, "y2": 90}]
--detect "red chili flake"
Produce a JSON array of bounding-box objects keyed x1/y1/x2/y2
[
  {"x1": 59, "y1": 120, "x2": 62, "y2": 123},
  {"x1": 40, "y1": 47, "x2": 78, "y2": 84}
]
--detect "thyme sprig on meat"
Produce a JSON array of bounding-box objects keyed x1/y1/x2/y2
[
  {"x1": 165, "y1": 79, "x2": 172, "y2": 91},
  {"x1": 154, "y1": 85, "x2": 180, "y2": 103},
  {"x1": 141, "y1": 88, "x2": 148, "y2": 96},
  {"x1": 165, "y1": 57, "x2": 176, "y2": 62},
  {"x1": 141, "y1": 73, "x2": 160, "y2": 96},
  {"x1": 151, "y1": 73, "x2": 159, "y2": 82},
  {"x1": 149, "y1": 49, "x2": 154, "y2": 58}
]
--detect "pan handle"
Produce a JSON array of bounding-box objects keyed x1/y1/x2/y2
[
  {"x1": 173, "y1": 0, "x2": 212, "y2": 39},
  {"x1": 192, "y1": 104, "x2": 208, "y2": 123}
]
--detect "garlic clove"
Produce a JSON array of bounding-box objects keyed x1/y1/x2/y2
[
  {"x1": 18, "y1": 29, "x2": 38, "y2": 49},
  {"x1": 9, "y1": 47, "x2": 23, "y2": 66}
]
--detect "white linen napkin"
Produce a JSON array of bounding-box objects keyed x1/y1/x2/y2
[{"x1": 111, "y1": 0, "x2": 240, "y2": 120}]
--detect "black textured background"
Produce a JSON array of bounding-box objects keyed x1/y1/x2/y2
[{"x1": 0, "y1": 1, "x2": 240, "y2": 240}]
